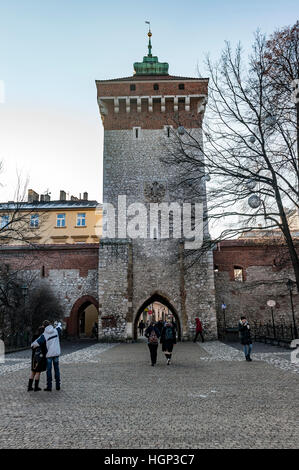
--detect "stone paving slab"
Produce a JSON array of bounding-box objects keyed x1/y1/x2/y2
[{"x1": 0, "y1": 341, "x2": 298, "y2": 449}]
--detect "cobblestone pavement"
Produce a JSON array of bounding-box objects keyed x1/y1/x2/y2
[{"x1": 0, "y1": 341, "x2": 298, "y2": 449}]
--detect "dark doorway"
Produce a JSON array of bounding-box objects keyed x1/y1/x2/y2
[{"x1": 134, "y1": 293, "x2": 181, "y2": 341}]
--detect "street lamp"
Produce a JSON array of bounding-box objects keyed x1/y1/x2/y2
[
  {"x1": 267, "y1": 299, "x2": 276, "y2": 338},
  {"x1": 221, "y1": 302, "x2": 227, "y2": 330},
  {"x1": 286, "y1": 279, "x2": 298, "y2": 339}
]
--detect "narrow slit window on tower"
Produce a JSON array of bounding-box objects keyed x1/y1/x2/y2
[
  {"x1": 164, "y1": 125, "x2": 173, "y2": 137},
  {"x1": 179, "y1": 83, "x2": 185, "y2": 90},
  {"x1": 153, "y1": 84, "x2": 159, "y2": 90},
  {"x1": 130, "y1": 84, "x2": 136, "y2": 91},
  {"x1": 133, "y1": 127, "x2": 141, "y2": 139}
]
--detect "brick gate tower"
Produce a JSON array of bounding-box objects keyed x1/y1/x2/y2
[{"x1": 96, "y1": 29, "x2": 217, "y2": 341}]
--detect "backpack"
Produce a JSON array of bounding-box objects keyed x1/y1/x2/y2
[
  {"x1": 165, "y1": 325, "x2": 174, "y2": 341},
  {"x1": 148, "y1": 329, "x2": 158, "y2": 344}
]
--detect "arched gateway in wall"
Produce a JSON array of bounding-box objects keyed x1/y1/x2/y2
[
  {"x1": 67, "y1": 295, "x2": 99, "y2": 337},
  {"x1": 133, "y1": 293, "x2": 182, "y2": 341}
]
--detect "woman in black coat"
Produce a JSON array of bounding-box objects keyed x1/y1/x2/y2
[
  {"x1": 160, "y1": 316, "x2": 177, "y2": 365},
  {"x1": 145, "y1": 321, "x2": 161, "y2": 366},
  {"x1": 27, "y1": 326, "x2": 47, "y2": 391},
  {"x1": 239, "y1": 316, "x2": 253, "y2": 362}
]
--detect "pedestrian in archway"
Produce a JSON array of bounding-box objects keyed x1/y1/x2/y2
[
  {"x1": 138, "y1": 319, "x2": 145, "y2": 336},
  {"x1": 156, "y1": 318, "x2": 164, "y2": 336},
  {"x1": 145, "y1": 320, "x2": 161, "y2": 366},
  {"x1": 160, "y1": 316, "x2": 176, "y2": 365},
  {"x1": 27, "y1": 325, "x2": 47, "y2": 392},
  {"x1": 193, "y1": 318, "x2": 204, "y2": 343},
  {"x1": 239, "y1": 316, "x2": 253, "y2": 362}
]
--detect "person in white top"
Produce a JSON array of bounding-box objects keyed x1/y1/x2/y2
[{"x1": 31, "y1": 320, "x2": 62, "y2": 391}]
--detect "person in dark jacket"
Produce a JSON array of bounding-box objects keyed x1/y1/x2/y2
[
  {"x1": 156, "y1": 319, "x2": 164, "y2": 335},
  {"x1": 31, "y1": 320, "x2": 62, "y2": 391},
  {"x1": 27, "y1": 326, "x2": 47, "y2": 391},
  {"x1": 193, "y1": 318, "x2": 204, "y2": 343},
  {"x1": 160, "y1": 316, "x2": 177, "y2": 365},
  {"x1": 239, "y1": 316, "x2": 253, "y2": 361},
  {"x1": 138, "y1": 320, "x2": 145, "y2": 336},
  {"x1": 145, "y1": 321, "x2": 161, "y2": 366}
]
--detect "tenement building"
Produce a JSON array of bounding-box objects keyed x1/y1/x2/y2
[{"x1": 95, "y1": 30, "x2": 218, "y2": 341}]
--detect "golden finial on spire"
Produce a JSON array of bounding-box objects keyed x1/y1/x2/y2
[{"x1": 145, "y1": 21, "x2": 152, "y2": 56}]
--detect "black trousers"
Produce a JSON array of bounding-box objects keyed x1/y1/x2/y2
[
  {"x1": 193, "y1": 331, "x2": 204, "y2": 342},
  {"x1": 148, "y1": 343, "x2": 158, "y2": 364}
]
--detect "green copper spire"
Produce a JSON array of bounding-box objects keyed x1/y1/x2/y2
[{"x1": 133, "y1": 23, "x2": 169, "y2": 75}]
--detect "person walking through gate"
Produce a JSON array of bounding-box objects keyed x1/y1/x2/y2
[
  {"x1": 31, "y1": 320, "x2": 62, "y2": 391},
  {"x1": 138, "y1": 320, "x2": 145, "y2": 336},
  {"x1": 160, "y1": 316, "x2": 177, "y2": 365},
  {"x1": 239, "y1": 316, "x2": 253, "y2": 362},
  {"x1": 27, "y1": 325, "x2": 47, "y2": 392},
  {"x1": 145, "y1": 320, "x2": 161, "y2": 366},
  {"x1": 193, "y1": 318, "x2": 204, "y2": 343}
]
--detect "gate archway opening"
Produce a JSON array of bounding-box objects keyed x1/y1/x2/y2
[
  {"x1": 133, "y1": 293, "x2": 181, "y2": 341},
  {"x1": 67, "y1": 295, "x2": 99, "y2": 338}
]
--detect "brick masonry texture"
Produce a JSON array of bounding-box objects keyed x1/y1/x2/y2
[
  {"x1": 96, "y1": 77, "x2": 208, "y2": 130},
  {"x1": 214, "y1": 240, "x2": 299, "y2": 328},
  {"x1": 0, "y1": 245, "x2": 98, "y2": 334}
]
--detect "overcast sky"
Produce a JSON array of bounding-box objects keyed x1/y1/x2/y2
[{"x1": 0, "y1": 0, "x2": 297, "y2": 202}]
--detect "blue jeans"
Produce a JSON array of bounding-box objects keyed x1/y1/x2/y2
[
  {"x1": 46, "y1": 357, "x2": 60, "y2": 389},
  {"x1": 243, "y1": 344, "x2": 252, "y2": 357}
]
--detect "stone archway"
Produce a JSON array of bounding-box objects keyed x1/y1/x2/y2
[
  {"x1": 67, "y1": 295, "x2": 99, "y2": 337},
  {"x1": 133, "y1": 292, "x2": 181, "y2": 341}
]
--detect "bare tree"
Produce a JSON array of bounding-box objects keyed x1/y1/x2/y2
[
  {"x1": 164, "y1": 26, "x2": 299, "y2": 289},
  {"x1": 0, "y1": 175, "x2": 49, "y2": 246}
]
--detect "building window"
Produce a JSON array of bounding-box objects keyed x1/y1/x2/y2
[
  {"x1": 41, "y1": 265, "x2": 45, "y2": 277},
  {"x1": 153, "y1": 84, "x2": 159, "y2": 90},
  {"x1": 0, "y1": 215, "x2": 9, "y2": 228},
  {"x1": 214, "y1": 265, "x2": 219, "y2": 273},
  {"x1": 77, "y1": 213, "x2": 86, "y2": 227},
  {"x1": 234, "y1": 266, "x2": 244, "y2": 282},
  {"x1": 133, "y1": 126, "x2": 141, "y2": 139},
  {"x1": 130, "y1": 84, "x2": 136, "y2": 91},
  {"x1": 179, "y1": 83, "x2": 185, "y2": 90},
  {"x1": 30, "y1": 214, "x2": 39, "y2": 228},
  {"x1": 56, "y1": 213, "x2": 66, "y2": 227}
]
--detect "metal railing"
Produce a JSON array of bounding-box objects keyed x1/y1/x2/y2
[
  {"x1": 218, "y1": 321, "x2": 297, "y2": 347},
  {"x1": 252, "y1": 321, "x2": 295, "y2": 347},
  {"x1": 1, "y1": 331, "x2": 32, "y2": 351}
]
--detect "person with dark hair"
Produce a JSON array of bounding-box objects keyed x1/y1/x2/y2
[
  {"x1": 31, "y1": 320, "x2": 62, "y2": 391},
  {"x1": 160, "y1": 316, "x2": 177, "y2": 365},
  {"x1": 27, "y1": 325, "x2": 47, "y2": 392},
  {"x1": 156, "y1": 319, "x2": 164, "y2": 336},
  {"x1": 138, "y1": 320, "x2": 145, "y2": 336},
  {"x1": 239, "y1": 316, "x2": 253, "y2": 361},
  {"x1": 145, "y1": 320, "x2": 161, "y2": 366},
  {"x1": 193, "y1": 318, "x2": 204, "y2": 343}
]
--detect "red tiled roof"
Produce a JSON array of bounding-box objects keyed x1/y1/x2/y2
[{"x1": 96, "y1": 75, "x2": 208, "y2": 83}]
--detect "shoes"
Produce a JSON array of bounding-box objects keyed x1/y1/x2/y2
[
  {"x1": 27, "y1": 379, "x2": 34, "y2": 391},
  {"x1": 151, "y1": 363, "x2": 155, "y2": 367},
  {"x1": 56, "y1": 385, "x2": 61, "y2": 390},
  {"x1": 167, "y1": 359, "x2": 171, "y2": 365},
  {"x1": 44, "y1": 388, "x2": 52, "y2": 392}
]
